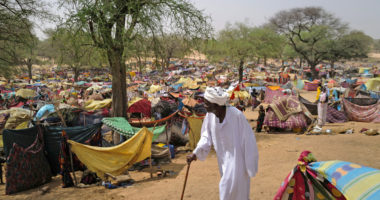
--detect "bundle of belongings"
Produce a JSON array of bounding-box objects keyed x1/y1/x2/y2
[
  {"x1": 2, "y1": 123, "x2": 102, "y2": 194},
  {"x1": 274, "y1": 151, "x2": 380, "y2": 200},
  {"x1": 263, "y1": 96, "x2": 313, "y2": 132},
  {"x1": 342, "y1": 98, "x2": 380, "y2": 123}
]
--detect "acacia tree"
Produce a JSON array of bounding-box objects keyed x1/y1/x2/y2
[
  {"x1": 156, "y1": 34, "x2": 192, "y2": 70},
  {"x1": 62, "y1": 0, "x2": 211, "y2": 143},
  {"x1": 270, "y1": 7, "x2": 347, "y2": 77},
  {"x1": 324, "y1": 31, "x2": 373, "y2": 67},
  {"x1": 250, "y1": 27, "x2": 284, "y2": 66},
  {"x1": 0, "y1": 0, "x2": 48, "y2": 78},
  {"x1": 51, "y1": 27, "x2": 94, "y2": 82}
]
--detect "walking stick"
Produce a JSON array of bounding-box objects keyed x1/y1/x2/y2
[{"x1": 180, "y1": 163, "x2": 191, "y2": 200}]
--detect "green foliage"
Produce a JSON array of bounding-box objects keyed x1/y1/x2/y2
[
  {"x1": 50, "y1": 26, "x2": 104, "y2": 81},
  {"x1": 0, "y1": 0, "x2": 49, "y2": 78},
  {"x1": 270, "y1": 7, "x2": 347, "y2": 74},
  {"x1": 325, "y1": 31, "x2": 373, "y2": 64},
  {"x1": 374, "y1": 39, "x2": 380, "y2": 52}
]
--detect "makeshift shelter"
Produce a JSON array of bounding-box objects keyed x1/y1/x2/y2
[
  {"x1": 342, "y1": 99, "x2": 380, "y2": 123},
  {"x1": 5, "y1": 132, "x2": 51, "y2": 194},
  {"x1": 127, "y1": 98, "x2": 151, "y2": 118},
  {"x1": 275, "y1": 151, "x2": 380, "y2": 200},
  {"x1": 263, "y1": 96, "x2": 313, "y2": 131},
  {"x1": 68, "y1": 127, "x2": 153, "y2": 179},
  {"x1": 264, "y1": 86, "x2": 285, "y2": 104},
  {"x1": 102, "y1": 117, "x2": 166, "y2": 141},
  {"x1": 304, "y1": 81, "x2": 319, "y2": 91},
  {"x1": 365, "y1": 77, "x2": 380, "y2": 91},
  {"x1": 299, "y1": 96, "x2": 348, "y2": 123},
  {"x1": 43, "y1": 123, "x2": 102, "y2": 175},
  {"x1": 0, "y1": 108, "x2": 32, "y2": 130},
  {"x1": 84, "y1": 99, "x2": 112, "y2": 111},
  {"x1": 15, "y1": 88, "x2": 36, "y2": 99}
]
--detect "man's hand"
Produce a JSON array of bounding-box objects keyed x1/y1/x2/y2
[{"x1": 186, "y1": 153, "x2": 197, "y2": 164}]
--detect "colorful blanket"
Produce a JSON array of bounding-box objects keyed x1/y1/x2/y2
[
  {"x1": 270, "y1": 96, "x2": 303, "y2": 121},
  {"x1": 275, "y1": 151, "x2": 380, "y2": 200},
  {"x1": 343, "y1": 99, "x2": 380, "y2": 122},
  {"x1": 274, "y1": 151, "x2": 345, "y2": 200},
  {"x1": 102, "y1": 117, "x2": 166, "y2": 141},
  {"x1": 68, "y1": 127, "x2": 153, "y2": 179},
  {"x1": 6, "y1": 132, "x2": 51, "y2": 194},
  {"x1": 263, "y1": 108, "x2": 309, "y2": 129},
  {"x1": 309, "y1": 161, "x2": 380, "y2": 200},
  {"x1": 326, "y1": 106, "x2": 348, "y2": 123},
  {"x1": 304, "y1": 81, "x2": 319, "y2": 91},
  {"x1": 264, "y1": 86, "x2": 285, "y2": 103}
]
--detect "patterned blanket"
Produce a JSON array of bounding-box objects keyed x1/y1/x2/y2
[
  {"x1": 326, "y1": 106, "x2": 348, "y2": 123},
  {"x1": 275, "y1": 151, "x2": 380, "y2": 200},
  {"x1": 263, "y1": 96, "x2": 313, "y2": 130},
  {"x1": 343, "y1": 99, "x2": 380, "y2": 122},
  {"x1": 264, "y1": 87, "x2": 285, "y2": 103},
  {"x1": 310, "y1": 161, "x2": 380, "y2": 200},
  {"x1": 102, "y1": 117, "x2": 166, "y2": 141},
  {"x1": 270, "y1": 96, "x2": 303, "y2": 121},
  {"x1": 274, "y1": 151, "x2": 345, "y2": 200},
  {"x1": 6, "y1": 132, "x2": 51, "y2": 194}
]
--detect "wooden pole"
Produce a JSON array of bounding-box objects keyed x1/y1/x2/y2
[
  {"x1": 68, "y1": 143, "x2": 78, "y2": 186},
  {"x1": 165, "y1": 121, "x2": 171, "y2": 161},
  {"x1": 150, "y1": 123, "x2": 158, "y2": 178},
  {"x1": 180, "y1": 163, "x2": 191, "y2": 200},
  {"x1": 55, "y1": 103, "x2": 77, "y2": 186}
]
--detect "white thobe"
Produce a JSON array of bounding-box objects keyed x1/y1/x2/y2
[{"x1": 193, "y1": 106, "x2": 259, "y2": 200}]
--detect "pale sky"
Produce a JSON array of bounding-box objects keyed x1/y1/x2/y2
[
  {"x1": 35, "y1": 0, "x2": 380, "y2": 39},
  {"x1": 190, "y1": 0, "x2": 380, "y2": 39}
]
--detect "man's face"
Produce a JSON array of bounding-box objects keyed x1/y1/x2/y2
[{"x1": 203, "y1": 98, "x2": 217, "y2": 114}]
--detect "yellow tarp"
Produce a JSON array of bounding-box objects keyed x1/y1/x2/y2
[
  {"x1": 16, "y1": 89, "x2": 36, "y2": 98},
  {"x1": 365, "y1": 77, "x2": 380, "y2": 91},
  {"x1": 148, "y1": 85, "x2": 161, "y2": 93},
  {"x1": 176, "y1": 77, "x2": 198, "y2": 89},
  {"x1": 187, "y1": 116, "x2": 204, "y2": 150},
  {"x1": 68, "y1": 127, "x2": 153, "y2": 180},
  {"x1": 84, "y1": 99, "x2": 112, "y2": 111},
  {"x1": 128, "y1": 97, "x2": 142, "y2": 107}
]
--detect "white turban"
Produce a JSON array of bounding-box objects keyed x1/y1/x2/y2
[{"x1": 204, "y1": 87, "x2": 229, "y2": 106}]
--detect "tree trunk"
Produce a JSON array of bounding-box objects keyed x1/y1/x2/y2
[
  {"x1": 165, "y1": 57, "x2": 170, "y2": 69},
  {"x1": 299, "y1": 58, "x2": 303, "y2": 68},
  {"x1": 264, "y1": 56, "x2": 267, "y2": 66},
  {"x1": 108, "y1": 49, "x2": 127, "y2": 144},
  {"x1": 238, "y1": 59, "x2": 244, "y2": 83},
  {"x1": 73, "y1": 67, "x2": 80, "y2": 82},
  {"x1": 256, "y1": 57, "x2": 260, "y2": 65},
  {"x1": 138, "y1": 57, "x2": 142, "y2": 73},
  {"x1": 330, "y1": 60, "x2": 335, "y2": 69},
  {"x1": 310, "y1": 63, "x2": 319, "y2": 79},
  {"x1": 26, "y1": 58, "x2": 32, "y2": 81}
]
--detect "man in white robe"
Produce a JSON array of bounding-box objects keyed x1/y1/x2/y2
[{"x1": 187, "y1": 87, "x2": 259, "y2": 200}]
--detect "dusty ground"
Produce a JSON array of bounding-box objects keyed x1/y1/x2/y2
[{"x1": 1, "y1": 91, "x2": 380, "y2": 200}]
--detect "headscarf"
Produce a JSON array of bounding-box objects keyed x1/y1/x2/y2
[{"x1": 204, "y1": 87, "x2": 229, "y2": 106}]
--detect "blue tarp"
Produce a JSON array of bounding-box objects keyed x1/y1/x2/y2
[{"x1": 35, "y1": 104, "x2": 55, "y2": 119}]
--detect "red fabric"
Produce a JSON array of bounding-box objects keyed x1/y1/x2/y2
[
  {"x1": 9, "y1": 102, "x2": 24, "y2": 108},
  {"x1": 127, "y1": 99, "x2": 151, "y2": 117}
]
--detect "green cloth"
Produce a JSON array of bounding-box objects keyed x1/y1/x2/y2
[{"x1": 102, "y1": 117, "x2": 166, "y2": 141}]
